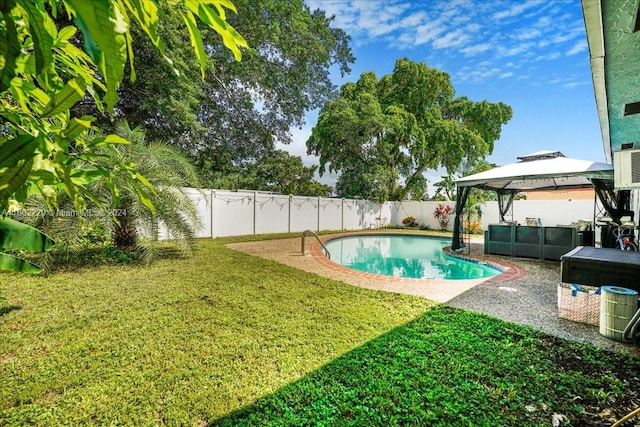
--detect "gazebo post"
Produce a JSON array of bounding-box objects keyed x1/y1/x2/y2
[{"x1": 451, "y1": 186, "x2": 471, "y2": 251}]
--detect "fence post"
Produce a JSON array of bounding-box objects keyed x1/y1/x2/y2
[
  {"x1": 288, "y1": 194, "x2": 292, "y2": 233},
  {"x1": 317, "y1": 196, "x2": 321, "y2": 232},
  {"x1": 253, "y1": 191, "x2": 257, "y2": 235},
  {"x1": 341, "y1": 198, "x2": 345, "y2": 231},
  {"x1": 210, "y1": 190, "x2": 215, "y2": 238}
]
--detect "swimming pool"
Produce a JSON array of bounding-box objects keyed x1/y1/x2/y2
[{"x1": 324, "y1": 234, "x2": 501, "y2": 280}]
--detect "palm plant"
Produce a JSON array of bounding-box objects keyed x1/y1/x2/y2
[
  {"x1": 23, "y1": 122, "x2": 202, "y2": 263},
  {"x1": 100, "y1": 121, "x2": 202, "y2": 259}
]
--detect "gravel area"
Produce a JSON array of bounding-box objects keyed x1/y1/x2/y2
[
  {"x1": 227, "y1": 234, "x2": 639, "y2": 355},
  {"x1": 449, "y1": 241, "x2": 639, "y2": 355}
]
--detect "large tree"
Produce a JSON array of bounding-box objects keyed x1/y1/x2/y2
[
  {"x1": 77, "y1": 0, "x2": 354, "y2": 184},
  {"x1": 307, "y1": 58, "x2": 513, "y2": 202}
]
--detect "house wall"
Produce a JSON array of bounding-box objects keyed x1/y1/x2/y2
[{"x1": 525, "y1": 188, "x2": 595, "y2": 200}]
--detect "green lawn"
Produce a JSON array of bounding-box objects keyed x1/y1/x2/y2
[{"x1": 1, "y1": 236, "x2": 638, "y2": 426}]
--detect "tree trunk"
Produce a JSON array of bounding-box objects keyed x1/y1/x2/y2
[{"x1": 112, "y1": 206, "x2": 137, "y2": 251}]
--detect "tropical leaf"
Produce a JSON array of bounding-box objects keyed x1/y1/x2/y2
[
  {"x1": 41, "y1": 76, "x2": 86, "y2": 118},
  {"x1": 18, "y1": 0, "x2": 55, "y2": 74},
  {"x1": 28, "y1": 169, "x2": 57, "y2": 186},
  {"x1": 186, "y1": 1, "x2": 246, "y2": 61},
  {"x1": 0, "y1": 217, "x2": 54, "y2": 252},
  {"x1": 214, "y1": 17, "x2": 247, "y2": 61},
  {"x1": 87, "y1": 134, "x2": 130, "y2": 148},
  {"x1": 0, "y1": 11, "x2": 20, "y2": 92},
  {"x1": 124, "y1": 30, "x2": 136, "y2": 81},
  {"x1": 56, "y1": 25, "x2": 76, "y2": 43},
  {"x1": 70, "y1": 168, "x2": 107, "y2": 186},
  {"x1": 120, "y1": 0, "x2": 179, "y2": 77},
  {"x1": 181, "y1": 10, "x2": 207, "y2": 79},
  {"x1": 65, "y1": 0, "x2": 127, "y2": 112},
  {"x1": 0, "y1": 134, "x2": 39, "y2": 169},
  {"x1": 62, "y1": 115, "x2": 94, "y2": 139},
  {"x1": 7, "y1": 77, "x2": 49, "y2": 113},
  {"x1": 0, "y1": 157, "x2": 33, "y2": 208},
  {"x1": 0, "y1": 252, "x2": 43, "y2": 274},
  {"x1": 122, "y1": 0, "x2": 162, "y2": 48},
  {"x1": 193, "y1": 1, "x2": 239, "y2": 21},
  {"x1": 132, "y1": 171, "x2": 154, "y2": 193}
]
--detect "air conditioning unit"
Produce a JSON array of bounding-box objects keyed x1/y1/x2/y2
[{"x1": 614, "y1": 148, "x2": 640, "y2": 188}]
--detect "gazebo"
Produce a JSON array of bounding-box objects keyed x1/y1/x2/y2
[{"x1": 450, "y1": 151, "x2": 621, "y2": 251}]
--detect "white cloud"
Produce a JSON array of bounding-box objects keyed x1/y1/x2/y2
[
  {"x1": 532, "y1": 15, "x2": 554, "y2": 29},
  {"x1": 400, "y1": 10, "x2": 428, "y2": 27},
  {"x1": 461, "y1": 43, "x2": 492, "y2": 56},
  {"x1": 563, "y1": 81, "x2": 590, "y2": 89},
  {"x1": 465, "y1": 23, "x2": 482, "y2": 32},
  {"x1": 498, "y1": 42, "x2": 535, "y2": 57},
  {"x1": 414, "y1": 20, "x2": 448, "y2": 46},
  {"x1": 552, "y1": 30, "x2": 581, "y2": 44},
  {"x1": 566, "y1": 39, "x2": 588, "y2": 56},
  {"x1": 537, "y1": 39, "x2": 551, "y2": 48},
  {"x1": 492, "y1": 2, "x2": 539, "y2": 21},
  {"x1": 305, "y1": 0, "x2": 589, "y2": 86},
  {"x1": 456, "y1": 66, "x2": 503, "y2": 83},
  {"x1": 499, "y1": 72, "x2": 514, "y2": 79},
  {"x1": 535, "y1": 52, "x2": 561, "y2": 61},
  {"x1": 512, "y1": 28, "x2": 542, "y2": 41},
  {"x1": 433, "y1": 29, "x2": 470, "y2": 49}
]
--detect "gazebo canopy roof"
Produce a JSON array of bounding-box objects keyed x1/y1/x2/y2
[{"x1": 455, "y1": 151, "x2": 614, "y2": 192}]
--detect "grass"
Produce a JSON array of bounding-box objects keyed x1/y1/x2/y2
[{"x1": 1, "y1": 235, "x2": 639, "y2": 426}]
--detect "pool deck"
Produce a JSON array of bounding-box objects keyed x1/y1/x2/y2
[{"x1": 227, "y1": 231, "x2": 639, "y2": 355}]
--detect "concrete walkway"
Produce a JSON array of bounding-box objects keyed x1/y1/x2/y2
[{"x1": 227, "y1": 233, "x2": 639, "y2": 355}]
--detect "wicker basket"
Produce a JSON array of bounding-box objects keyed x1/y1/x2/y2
[{"x1": 557, "y1": 283, "x2": 601, "y2": 325}]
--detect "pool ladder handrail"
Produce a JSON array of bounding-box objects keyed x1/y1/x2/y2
[{"x1": 301, "y1": 230, "x2": 331, "y2": 259}]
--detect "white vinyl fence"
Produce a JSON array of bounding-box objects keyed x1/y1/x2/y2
[{"x1": 179, "y1": 188, "x2": 597, "y2": 239}]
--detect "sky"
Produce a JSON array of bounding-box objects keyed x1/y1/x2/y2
[{"x1": 276, "y1": 0, "x2": 604, "y2": 193}]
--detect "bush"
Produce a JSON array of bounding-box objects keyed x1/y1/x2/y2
[
  {"x1": 402, "y1": 216, "x2": 418, "y2": 228},
  {"x1": 433, "y1": 204, "x2": 452, "y2": 231},
  {"x1": 464, "y1": 220, "x2": 483, "y2": 234}
]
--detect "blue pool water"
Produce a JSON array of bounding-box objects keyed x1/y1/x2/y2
[{"x1": 324, "y1": 235, "x2": 501, "y2": 280}]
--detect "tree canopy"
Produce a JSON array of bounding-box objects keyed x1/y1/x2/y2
[
  {"x1": 76, "y1": 0, "x2": 354, "y2": 185},
  {"x1": 307, "y1": 58, "x2": 513, "y2": 202}
]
